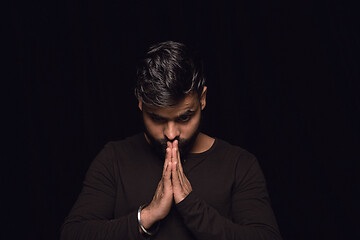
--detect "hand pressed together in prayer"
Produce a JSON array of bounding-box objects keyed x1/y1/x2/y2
[
  {"x1": 170, "y1": 140, "x2": 193, "y2": 204},
  {"x1": 140, "y1": 140, "x2": 192, "y2": 229}
]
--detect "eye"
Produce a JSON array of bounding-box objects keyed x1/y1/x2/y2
[{"x1": 177, "y1": 114, "x2": 192, "y2": 123}]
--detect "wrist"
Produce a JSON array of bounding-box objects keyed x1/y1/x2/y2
[
  {"x1": 140, "y1": 206, "x2": 155, "y2": 229},
  {"x1": 138, "y1": 205, "x2": 160, "y2": 236}
]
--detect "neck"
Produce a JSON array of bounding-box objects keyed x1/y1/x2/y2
[{"x1": 189, "y1": 132, "x2": 215, "y2": 153}]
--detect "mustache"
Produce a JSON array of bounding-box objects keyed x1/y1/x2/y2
[
  {"x1": 157, "y1": 137, "x2": 183, "y2": 151},
  {"x1": 150, "y1": 136, "x2": 190, "y2": 159},
  {"x1": 158, "y1": 137, "x2": 180, "y2": 146}
]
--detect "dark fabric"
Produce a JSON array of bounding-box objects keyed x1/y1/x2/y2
[{"x1": 61, "y1": 133, "x2": 281, "y2": 240}]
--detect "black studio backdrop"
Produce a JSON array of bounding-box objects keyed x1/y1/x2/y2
[{"x1": 5, "y1": 0, "x2": 359, "y2": 239}]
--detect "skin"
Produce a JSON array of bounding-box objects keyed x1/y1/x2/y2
[{"x1": 138, "y1": 87, "x2": 215, "y2": 230}]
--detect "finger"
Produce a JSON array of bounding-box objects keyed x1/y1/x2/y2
[
  {"x1": 171, "y1": 141, "x2": 181, "y2": 173},
  {"x1": 184, "y1": 177, "x2": 192, "y2": 193},
  {"x1": 171, "y1": 146, "x2": 177, "y2": 163},
  {"x1": 176, "y1": 144, "x2": 184, "y2": 173},
  {"x1": 163, "y1": 147, "x2": 171, "y2": 175},
  {"x1": 176, "y1": 162, "x2": 186, "y2": 190},
  {"x1": 167, "y1": 141, "x2": 173, "y2": 149},
  {"x1": 163, "y1": 161, "x2": 172, "y2": 182},
  {"x1": 171, "y1": 162, "x2": 181, "y2": 189},
  {"x1": 172, "y1": 147, "x2": 184, "y2": 187},
  {"x1": 172, "y1": 140, "x2": 178, "y2": 153},
  {"x1": 172, "y1": 140, "x2": 184, "y2": 174},
  {"x1": 173, "y1": 141, "x2": 189, "y2": 192},
  {"x1": 172, "y1": 141, "x2": 180, "y2": 164}
]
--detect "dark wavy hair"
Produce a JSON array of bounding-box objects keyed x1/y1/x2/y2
[{"x1": 135, "y1": 41, "x2": 206, "y2": 107}]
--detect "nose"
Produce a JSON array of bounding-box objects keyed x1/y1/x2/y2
[{"x1": 164, "y1": 121, "x2": 179, "y2": 141}]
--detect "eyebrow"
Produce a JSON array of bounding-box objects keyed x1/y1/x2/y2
[{"x1": 147, "y1": 109, "x2": 197, "y2": 121}]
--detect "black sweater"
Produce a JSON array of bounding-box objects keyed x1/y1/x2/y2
[{"x1": 61, "y1": 133, "x2": 281, "y2": 240}]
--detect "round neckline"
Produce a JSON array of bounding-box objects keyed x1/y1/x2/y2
[{"x1": 184, "y1": 138, "x2": 217, "y2": 160}]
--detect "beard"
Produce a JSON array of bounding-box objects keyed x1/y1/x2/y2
[{"x1": 144, "y1": 126, "x2": 200, "y2": 161}]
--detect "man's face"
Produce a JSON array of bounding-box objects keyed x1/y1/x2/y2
[{"x1": 139, "y1": 88, "x2": 207, "y2": 160}]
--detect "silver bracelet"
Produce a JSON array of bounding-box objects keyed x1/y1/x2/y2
[{"x1": 137, "y1": 204, "x2": 159, "y2": 236}]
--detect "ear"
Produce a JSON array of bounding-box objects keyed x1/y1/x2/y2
[
  {"x1": 138, "y1": 101, "x2": 143, "y2": 111},
  {"x1": 200, "y1": 86, "x2": 207, "y2": 110}
]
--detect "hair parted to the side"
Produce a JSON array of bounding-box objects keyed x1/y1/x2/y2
[{"x1": 135, "y1": 41, "x2": 206, "y2": 107}]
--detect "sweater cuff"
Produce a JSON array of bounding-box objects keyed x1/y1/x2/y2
[
  {"x1": 175, "y1": 191, "x2": 200, "y2": 215},
  {"x1": 125, "y1": 210, "x2": 149, "y2": 240}
]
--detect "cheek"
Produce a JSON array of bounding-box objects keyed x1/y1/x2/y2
[
  {"x1": 182, "y1": 114, "x2": 201, "y2": 137},
  {"x1": 143, "y1": 118, "x2": 166, "y2": 140}
]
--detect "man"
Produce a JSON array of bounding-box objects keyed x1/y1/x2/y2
[{"x1": 61, "y1": 41, "x2": 282, "y2": 239}]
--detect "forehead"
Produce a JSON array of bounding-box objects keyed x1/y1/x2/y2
[{"x1": 143, "y1": 93, "x2": 199, "y2": 116}]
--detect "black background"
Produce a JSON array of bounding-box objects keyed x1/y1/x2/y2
[{"x1": 5, "y1": 0, "x2": 359, "y2": 239}]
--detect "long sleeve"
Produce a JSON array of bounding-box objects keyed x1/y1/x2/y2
[
  {"x1": 61, "y1": 134, "x2": 281, "y2": 240},
  {"x1": 60, "y1": 143, "x2": 144, "y2": 240},
  {"x1": 176, "y1": 153, "x2": 282, "y2": 240}
]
